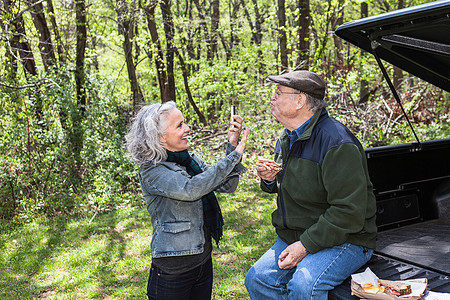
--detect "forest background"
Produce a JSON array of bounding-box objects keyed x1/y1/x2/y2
[{"x1": 0, "y1": 0, "x2": 448, "y2": 297}]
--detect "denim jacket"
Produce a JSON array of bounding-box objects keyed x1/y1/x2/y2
[{"x1": 139, "y1": 144, "x2": 247, "y2": 258}]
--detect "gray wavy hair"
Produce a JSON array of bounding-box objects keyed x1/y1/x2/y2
[
  {"x1": 125, "y1": 101, "x2": 177, "y2": 164},
  {"x1": 305, "y1": 93, "x2": 328, "y2": 113}
]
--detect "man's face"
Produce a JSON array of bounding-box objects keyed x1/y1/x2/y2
[
  {"x1": 160, "y1": 108, "x2": 191, "y2": 152},
  {"x1": 270, "y1": 85, "x2": 301, "y2": 123}
]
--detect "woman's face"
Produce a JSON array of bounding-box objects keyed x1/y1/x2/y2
[{"x1": 160, "y1": 108, "x2": 190, "y2": 152}]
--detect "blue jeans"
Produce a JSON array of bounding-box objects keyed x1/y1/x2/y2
[
  {"x1": 147, "y1": 258, "x2": 213, "y2": 300},
  {"x1": 245, "y1": 237, "x2": 373, "y2": 300}
]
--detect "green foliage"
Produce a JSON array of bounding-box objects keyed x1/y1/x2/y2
[
  {"x1": 0, "y1": 0, "x2": 447, "y2": 298},
  {"x1": 0, "y1": 0, "x2": 447, "y2": 223},
  {"x1": 0, "y1": 175, "x2": 275, "y2": 299},
  {"x1": 0, "y1": 67, "x2": 140, "y2": 221}
]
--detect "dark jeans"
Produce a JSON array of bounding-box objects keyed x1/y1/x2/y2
[{"x1": 147, "y1": 258, "x2": 213, "y2": 300}]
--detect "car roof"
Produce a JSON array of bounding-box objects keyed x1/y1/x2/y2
[{"x1": 335, "y1": 0, "x2": 450, "y2": 92}]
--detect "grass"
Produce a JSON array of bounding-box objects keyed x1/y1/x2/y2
[{"x1": 0, "y1": 171, "x2": 277, "y2": 299}]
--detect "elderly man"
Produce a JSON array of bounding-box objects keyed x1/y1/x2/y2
[{"x1": 245, "y1": 70, "x2": 377, "y2": 299}]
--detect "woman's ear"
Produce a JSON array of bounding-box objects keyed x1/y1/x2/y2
[{"x1": 160, "y1": 134, "x2": 166, "y2": 145}]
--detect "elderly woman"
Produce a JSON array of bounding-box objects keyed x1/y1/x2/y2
[{"x1": 125, "y1": 101, "x2": 250, "y2": 300}]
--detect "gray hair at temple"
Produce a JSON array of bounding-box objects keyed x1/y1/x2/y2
[
  {"x1": 304, "y1": 93, "x2": 328, "y2": 113},
  {"x1": 125, "y1": 101, "x2": 177, "y2": 164}
]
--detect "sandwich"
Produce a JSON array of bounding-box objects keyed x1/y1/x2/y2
[
  {"x1": 378, "y1": 279, "x2": 412, "y2": 296},
  {"x1": 256, "y1": 158, "x2": 282, "y2": 172},
  {"x1": 361, "y1": 279, "x2": 412, "y2": 296}
]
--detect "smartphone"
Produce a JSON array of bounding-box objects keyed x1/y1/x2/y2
[
  {"x1": 231, "y1": 104, "x2": 237, "y2": 116},
  {"x1": 230, "y1": 105, "x2": 237, "y2": 128}
]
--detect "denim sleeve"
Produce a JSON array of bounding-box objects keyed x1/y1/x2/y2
[
  {"x1": 214, "y1": 175, "x2": 239, "y2": 193},
  {"x1": 226, "y1": 142, "x2": 248, "y2": 175},
  {"x1": 140, "y1": 151, "x2": 242, "y2": 201},
  {"x1": 199, "y1": 143, "x2": 247, "y2": 193}
]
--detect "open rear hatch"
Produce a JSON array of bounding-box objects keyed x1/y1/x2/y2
[
  {"x1": 335, "y1": 0, "x2": 450, "y2": 92},
  {"x1": 336, "y1": 0, "x2": 450, "y2": 147}
]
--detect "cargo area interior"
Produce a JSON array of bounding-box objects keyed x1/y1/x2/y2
[
  {"x1": 375, "y1": 219, "x2": 450, "y2": 277},
  {"x1": 367, "y1": 139, "x2": 450, "y2": 285},
  {"x1": 370, "y1": 139, "x2": 450, "y2": 278}
]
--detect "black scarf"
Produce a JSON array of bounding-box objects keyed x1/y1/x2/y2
[{"x1": 166, "y1": 149, "x2": 224, "y2": 248}]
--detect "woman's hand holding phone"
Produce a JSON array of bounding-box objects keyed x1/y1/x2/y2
[{"x1": 228, "y1": 105, "x2": 243, "y2": 146}]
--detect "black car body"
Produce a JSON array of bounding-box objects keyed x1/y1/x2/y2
[{"x1": 330, "y1": 1, "x2": 450, "y2": 298}]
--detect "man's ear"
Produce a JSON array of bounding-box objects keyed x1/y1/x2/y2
[{"x1": 296, "y1": 93, "x2": 306, "y2": 110}]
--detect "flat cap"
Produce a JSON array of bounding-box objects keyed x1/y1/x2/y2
[{"x1": 268, "y1": 70, "x2": 326, "y2": 99}]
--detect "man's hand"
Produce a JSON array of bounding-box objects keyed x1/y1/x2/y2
[
  {"x1": 228, "y1": 115, "x2": 244, "y2": 146},
  {"x1": 278, "y1": 241, "x2": 308, "y2": 269},
  {"x1": 256, "y1": 158, "x2": 281, "y2": 182}
]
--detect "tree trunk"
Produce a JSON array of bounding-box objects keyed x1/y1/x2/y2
[
  {"x1": 251, "y1": 0, "x2": 263, "y2": 46},
  {"x1": 229, "y1": 0, "x2": 241, "y2": 49},
  {"x1": 75, "y1": 0, "x2": 87, "y2": 109},
  {"x1": 4, "y1": 0, "x2": 45, "y2": 121},
  {"x1": 192, "y1": 0, "x2": 211, "y2": 66},
  {"x1": 47, "y1": 0, "x2": 66, "y2": 63},
  {"x1": 242, "y1": 0, "x2": 265, "y2": 73},
  {"x1": 116, "y1": 0, "x2": 145, "y2": 108},
  {"x1": 218, "y1": 31, "x2": 231, "y2": 62},
  {"x1": 311, "y1": 1, "x2": 332, "y2": 67},
  {"x1": 1, "y1": 3, "x2": 18, "y2": 80},
  {"x1": 25, "y1": 0, "x2": 56, "y2": 71},
  {"x1": 5, "y1": 0, "x2": 38, "y2": 77},
  {"x1": 277, "y1": 0, "x2": 288, "y2": 72},
  {"x1": 296, "y1": 0, "x2": 310, "y2": 68},
  {"x1": 186, "y1": 28, "x2": 199, "y2": 73},
  {"x1": 393, "y1": 0, "x2": 404, "y2": 89},
  {"x1": 70, "y1": 0, "x2": 88, "y2": 185},
  {"x1": 186, "y1": 0, "x2": 199, "y2": 73},
  {"x1": 209, "y1": 0, "x2": 219, "y2": 64},
  {"x1": 160, "y1": 0, "x2": 176, "y2": 101},
  {"x1": 174, "y1": 48, "x2": 207, "y2": 125},
  {"x1": 331, "y1": 0, "x2": 344, "y2": 63},
  {"x1": 144, "y1": 1, "x2": 169, "y2": 102},
  {"x1": 242, "y1": 2, "x2": 256, "y2": 42}
]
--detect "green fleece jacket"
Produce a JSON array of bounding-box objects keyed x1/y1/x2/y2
[{"x1": 262, "y1": 109, "x2": 377, "y2": 254}]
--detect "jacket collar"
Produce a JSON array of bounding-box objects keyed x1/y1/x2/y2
[{"x1": 280, "y1": 108, "x2": 328, "y2": 144}]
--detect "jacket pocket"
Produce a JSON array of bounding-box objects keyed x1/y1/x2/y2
[
  {"x1": 162, "y1": 221, "x2": 191, "y2": 234},
  {"x1": 152, "y1": 220, "x2": 204, "y2": 257}
]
